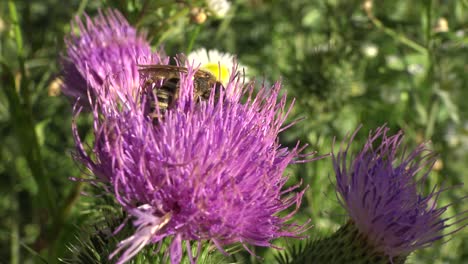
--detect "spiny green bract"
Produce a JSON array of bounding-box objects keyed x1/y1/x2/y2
[{"x1": 276, "y1": 222, "x2": 407, "y2": 264}]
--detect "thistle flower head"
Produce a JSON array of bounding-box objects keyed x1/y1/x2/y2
[
  {"x1": 333, "y1": 125, "x2": 465, "y2": 260},
  {"x1": 61, "y1": 9, "x2": 164, "y2": 107},
  {"x1": 73, "y1": 63, "x2": 314, "y2": 264}
]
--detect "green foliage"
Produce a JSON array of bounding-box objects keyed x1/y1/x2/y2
[{"x1": 0, "y1": 0, "x2": 466, "y2": 263}]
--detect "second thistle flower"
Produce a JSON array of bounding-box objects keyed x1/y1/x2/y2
[{"x1": 279, "y1": 126, "x2": 465, "y2": 264}]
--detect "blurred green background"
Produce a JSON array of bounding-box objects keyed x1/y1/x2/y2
[{"x1": 0, "y1": 0, "x2": 466, "y2": 263}]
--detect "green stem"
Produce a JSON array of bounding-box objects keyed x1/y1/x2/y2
[
  {"x1": 11, "y1": 199, "x2": 19, "y2": 264},
  {"x1": 5, "y1": 3, "x2": 59, "y2": 260},
  {"x1": 6, "y1": 2, "x2": 56, "y2": 214},
  {"x1": 8, "y1": 0, "x2": 30, "y2": 108},
  {"x1": 425, "y1": 0, "x2": 433, "y2": 47},
  {"x1": 152, "y1": 8, "x2": 190, "y2": 46},
  {"x1": 8, "y1": 1, "x2": 23, "y2": 56},
  {"x1": 53, "y1": 182, "x2": 84, "y2": 241},
  {"x1": 365, "y1": 10, "x2": 427, "y2": 54},
  {"x1": 186, "y1": 24, "x2": 202, "y2": 54},
  {"x1": 46, "y1": 181, "x2": 84, "y2": 263},
  {"x1": 425, "y1": 97, "x2": 439, "y2": 139},
  {"x1": 76, "y1": 0, "x2": 89, "y2": 17},
  {"x1": 424, "y1": 0, "x2": 439, "y2": 140},
  {"x1": 60, "y1": 182, "x2": 84, "y2": 221},
  {"x1": 135, "y1": 0, "x2": 150, "y2": 27}
]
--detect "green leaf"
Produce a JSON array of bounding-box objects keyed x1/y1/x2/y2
[
  {"x1": 435, "y1": 88, "x2": 460, "y2": 124},
  {"x1": 35, "y1": 119, "x2": 50, "y2": 147}
]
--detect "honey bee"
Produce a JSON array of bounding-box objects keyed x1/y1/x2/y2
[{"x1": 138, "y1": 64, "x2": 223, "y2": 120}]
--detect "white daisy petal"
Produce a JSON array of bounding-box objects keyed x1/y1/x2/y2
[{"x1": 187, "y1": 48, "x2": 247, "y2": 85}]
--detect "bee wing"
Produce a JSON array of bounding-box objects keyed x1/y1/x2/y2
[
  {"x1": 137, "y1": 64, "x2": 187, "y2": 78},
  {"x1": 137, "y1": 64, "x2": 188, "y2": 71}
]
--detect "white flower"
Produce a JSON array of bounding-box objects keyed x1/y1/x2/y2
[
  {"x1": 187, "y1": 48, "x2": 246, "y2": 85},
  {"x1": 407, "y1": 64, "x2": 424, "y2": 75},
  {"x1": 206, "y1": 0, "x2": 231, "y2": 18},
  {"x1": 434, "y1": 17, "x2": 449, "y2": 33},
  {"x1": 361, "y1": 43, "x2": 378, "y2": 58}
]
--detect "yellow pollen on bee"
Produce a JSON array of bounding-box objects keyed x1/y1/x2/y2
[{"x1": 201, "y1": 63, "x2": 230, "y2": 85}]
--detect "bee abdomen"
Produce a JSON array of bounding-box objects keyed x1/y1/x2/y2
[{"x1": 151, "y1": 78, "x2": 180, "y2": 113}]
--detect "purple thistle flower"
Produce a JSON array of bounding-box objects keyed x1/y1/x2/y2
[
  {"x1": 73, "y1": 64, "x2": 315, "y2": 264},
  {"x1": 332, "y1": 125, "x2": 466, "y2": 261},
  {"x1": 61, "y1": 9, "x2": 165, "y2": 108}
]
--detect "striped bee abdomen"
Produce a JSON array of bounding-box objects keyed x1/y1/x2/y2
[{"x1": 152, "y1": 77, "x2": 179, "y2": 115}]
